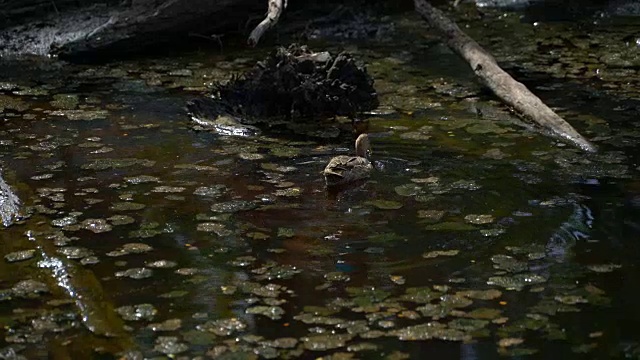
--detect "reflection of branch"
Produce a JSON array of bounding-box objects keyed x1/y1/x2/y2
[
  {"x1": 188, "y1": 32, "x2": 224, "y2": 51},
  {"x1": 247, "y1": 0, "x2": 287, "y2": 47}
]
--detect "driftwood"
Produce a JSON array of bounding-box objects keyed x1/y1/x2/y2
[{"x1": 414, "y1": 0, "x2": 596, "y2": 152}]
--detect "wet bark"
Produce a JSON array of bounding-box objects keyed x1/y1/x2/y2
[{"x1": 414, "y1": 0, "x2": 597, "y2": 152}]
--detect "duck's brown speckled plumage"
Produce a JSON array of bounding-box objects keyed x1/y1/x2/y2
[{"x1": 323, "y1": 134, "x2": 373, "y2": 187}]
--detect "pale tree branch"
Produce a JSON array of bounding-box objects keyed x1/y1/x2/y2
[
  {"x1": 414, "y1": 0, "x2": 596, "y2": 152},
  {"x1": 247, "y1": 0, "x2": 287, "y2": 47}
]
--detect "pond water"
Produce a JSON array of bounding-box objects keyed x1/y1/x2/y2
[{"x1": 1, "y1": 6, "x2": 640, "y2": 359}]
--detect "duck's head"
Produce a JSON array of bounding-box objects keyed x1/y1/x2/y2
[{"x1": 355, "y1": 133, "x2": 371, "y2": 158}]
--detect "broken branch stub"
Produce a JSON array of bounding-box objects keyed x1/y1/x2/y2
[
  {"x1": 247, "y1": 0, "x2": 287, "y2": 47},
  {"x1": 414, "y1": 0, "x2": 596, "y2": 152}
]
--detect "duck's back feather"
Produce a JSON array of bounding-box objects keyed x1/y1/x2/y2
[{"x1": 323, "y1": 155, "x2": 373, "y2": 186}]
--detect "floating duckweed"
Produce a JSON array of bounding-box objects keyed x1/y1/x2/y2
[
  {"x1": 498, "y1": 337, "x2": 524, "y2": 347},
  {"x1": 115, "y1": 267, "x2": 153, "y2": 279},
  {"x1": 239, "y1": 152, "x2": 265, "y2": 160},
  {"x1": 417, "y1": 210, "x2": 446, "y2": 222},
  {"x1": 57, "y1": 247, "x2": 94, "y2": 259},
  {"x1": 154, "y1": 336, "x2": 188, "y2": 355},
  {"x1": 274, "y1": 187, "x2": 302, "y2": 197},
  {"x1": 152, "y1": 186, "x2": 185, "y2": 193},
  {"x1": 82, "y1": 158, "x2": 155, "y2": 170},
  {"x1": 175, "y1": 268, "x2": 199, "y2": 276},
  {"x1": 48, "y1": 109, "x2": 110, "y2": 121},
  {"x1": 193, "y1": 185, "x2": 227, "y2": 197},
  {"x1": 325, "y1": 272, "x2": 351, "y2": 283},
  {"x1": 422, "y1": 250, "x2": 459, "y2": 259},
  {"x1": 302, "y1": 334, "x2": 353, "y2": 351},
  {"x1": 50, "y1": 94, "x2": 79, "y2": 110},
  {"x1": 197, "y1": 222, "x2": 232, "y2": 236},
  {"x1": 4, "y1": 250, "x2": 36, "y2": 263},
  {"x1": 294, "y1": 313, "x2": 344, "y2": 326},
  {"x1": 107, "y1": 243, "x2": 153, "y2": 257},
  {"x1": 116, "y1": 303, "x2": 158, "y2": 321},
  {"x1": 0, "y1": 94, "x2": 30, "y2": 111},
  {"x1": 480, "y1": 228, "x2": 506, "y2": 237},
  {"x1": 491, "y1": 255, "x2": 528, "y2": 273},
  {"x1": 464, "y1": 214, "x2": 494, "y2": 225},
  {"x1": 51, "y1": 216, "x2": 78, "y2": 227},
  {"x1": 31, "y1": 173, "x2": 54, "y2": 180},
  {"x1": 107, "y1": 215, "x2": 135, "y2": 225},
  {"x1": 81, "y1": 218, "x2": 112, "y2": 233},
  {"x1": 457, "y1": 289, "x2": 502, "y2": 300},
  {"x1": 80, "y1": 256, "x2": 100, "y2": 265},
  {"x1": 211, "y1": 200, "x2": 257, "y2": 213},
  {"x1": 392, "y1": 322, "x2": 469, "y2": 341},
  {"x1": 125, "y1": 175, "x2": 160, "y2": 184},
  {"x1": 401, "y1": 287, "x2": 440, "y2": 303},
  {"x1": 246, "y1": 306, "x2": 285, "y2": 320},
  {"x1": 246, "y1": 232, "x2": 269, "y2": 240},
  {"x1": 110, "y1": 202, "x2": 146, "y2": 211},
  {"x1": 198, "y1": 318, "x2": 247, "y2": 336},
  {"x1": 360, "y1": 330, "x2": 386, "y2": 339},
  {"x1": 277, "y1": 228, "x2": 295, "y2": 238},
  {"x1": 12, "y1": 280, "x2": 49, "y2": 298},
  {"x1": 146, "y1": 260, "x2": 178, "y2": 268},
  {"x1": 450, "y1": 180, "x2": 481, "y2": 191},
  {"x1": 399, "y1": 131, "x2": 431, "y2": 140},
  {"x1": 263, "y1": 338, "x2": 298, "y2": 349},
  {"x1": 487, "y1": 273, "x2": 547, "y2": 291},
  {"x1": 159, "y1": 290, "x2": 189, "y2": 299},
  {"x1": 448, "y1": 318, "x2": 490, "y2": 332},
  {"x1": 148, "y1": 319, "x2": 182, "y2": 332},
  {"x1": 395, "y1": 184, "x2": 422, "y2": 197},
  {"x1": 554, "y1": 295, "x2": 588, "y2": 305},
  {"x1": 253, "y1": 264, "x2": 301, "y2": 281},
  {"x1": 270, "y1": 146, "x2": 301, "y2": 157},
  {"x1": 241, "y1": 282, "x2": 283, "y2": 298},
  {"x1": 466, "y1": 122, "x2": 509, "y2": 134},
  {"x1": 586, "y1": 264, "x2": 622, "y2": 273},
  {"x1": 367, "y1": 200, "x2": 403, "y2": 210},
  {"x1": 228, "y1": 256, "x2": 256, "y2": 267}
]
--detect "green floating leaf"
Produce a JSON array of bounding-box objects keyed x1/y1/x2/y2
[{"x1": 367, "y1": 200, "x2": 403, "y2": 210}]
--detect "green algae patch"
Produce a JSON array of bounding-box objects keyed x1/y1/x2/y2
[{"x1": 367, "y1": 200, "x2": 403, "y2": 210}]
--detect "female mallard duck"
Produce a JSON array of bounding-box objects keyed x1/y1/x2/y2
[{"x1": 323, "y1": 133, "x2": 373, "y2": 187}]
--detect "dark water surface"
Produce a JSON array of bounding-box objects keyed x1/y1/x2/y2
[{"x1": 1, "y1": 8, "x2": 640, "y2": 359}]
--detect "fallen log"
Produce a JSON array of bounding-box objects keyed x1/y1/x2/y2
[{"x1": 414, "y1": 0, "x2": 596, "y2": 152}]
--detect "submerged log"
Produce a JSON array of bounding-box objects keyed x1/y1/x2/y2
[{"x1": 414, "y1": 0, "x2": 596, "y2": 152}]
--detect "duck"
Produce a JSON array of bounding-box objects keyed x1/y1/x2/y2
[{"x1": 323, "y1": 133, "x2": 373, "y2": 187}]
